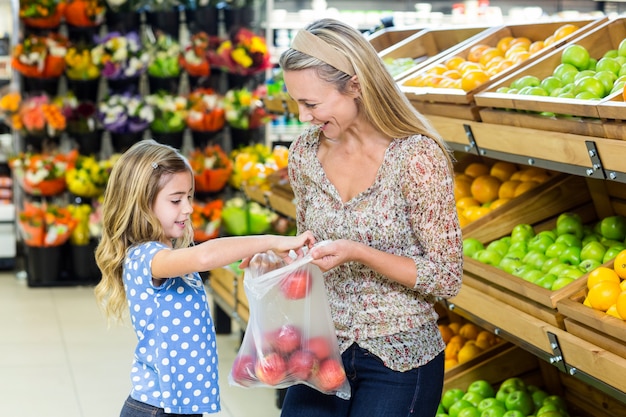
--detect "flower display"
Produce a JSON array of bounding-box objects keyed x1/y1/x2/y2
[
  {"x1": 186, "y1": 87, "x2": 225, "y2": 132},
  {"x1": 145, "y1": 92, "x2": 188, "y2": 133},
  {"x1": 188, "y1": 144, "x2": 233, "y2": 192},
  {"x1": 210, "y1": 28, "x2": 271, "y2": 76},
  {"x1": 98, "y1": 93, "x2": 154, "y2": 133},
  {"x1": 229, "y1": 143, "x2": 288, "y2": 189},
  {"x1": 56, "y1": 94, "x2": 100, "y2": 134},
  {"x1": 11, "y1": 33, "x2": 69, "y2": 78},
  {"x1": 19, "y1": 202, "x2": 78, "y2": 247},
  {"x1": 7, "y1": 93, "x2": 66, "y2": 137},
  {"x1": 147, "y1": 31, "x2": 182, "y2": 78},
  {"x1": 0, "y1": 91, "x2": 22, "y2": 119},
  {"x1": 223, "y1": 86, "x2": 270, "y2": 130},
  {"x1": 91, "y1": 31, "x2": 149, "y2": 80},
  {"x1": 179, "y1": 31, "x2": 218, "y2": 77},
  {"x1": 9, "y1": 150, "x2": 79, "y2": 196},
  {"x1": 65, "y1": 45, "x2": 101, "y2": 80},
  {"x1": 64, "y1": 0, "x2": 106, "y2": 27},
  {"x1": 19, "y1": 0, "x2": 66, "y2": 28},
  {"x1": 191, "y1": 199, "x2": 223, "y2": 242},
  {"x1": 65, "y1": 154, "x2": 113, "y2": 197}
]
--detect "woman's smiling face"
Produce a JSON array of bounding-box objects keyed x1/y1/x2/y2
[{"x1": 284, "y1": 68, "x2": 359, "y2": 139}]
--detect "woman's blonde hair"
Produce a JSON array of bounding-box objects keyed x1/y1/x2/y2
[
  {"x1": 279, "y1": 18, "x2": 454, "y2": 171},
  {"x1": 94, "y1": 139, "x2": 194, "y2": 322}
]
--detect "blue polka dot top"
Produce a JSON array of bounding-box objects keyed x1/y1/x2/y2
[{"x1": 123, "y1": 241, "x2": 221, "y2": 414}]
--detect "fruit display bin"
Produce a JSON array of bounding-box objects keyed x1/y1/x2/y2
[
  {"x1": 397, "y1": 18, "x2": 606, "y2": 121},
  {"x1": 596, "y1": 91, "x2": 626, "y2": 140},
  {"x1": 378, "y1": 25, "x2": 492, "y2": 81},
  {"x1": 556, "y1": 257, "x2": 626, "y2": 358},
  {"x1": 367, "y1": 25, "x2": 425, "y2": 52},
  {"x1": 475, "y1": 17, "x2": 626, "y2": 138}
]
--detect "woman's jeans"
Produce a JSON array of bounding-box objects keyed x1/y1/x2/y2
[
  {"x1": 281, "y1": 343, "x2": 445, "y2": 417},
  {"x1": 119, "y1": 396, "x2": 202, "y2": 417}
]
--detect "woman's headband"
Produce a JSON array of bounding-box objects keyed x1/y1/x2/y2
[{"x1": 290, "y1": 30, "x2": 355, "y2": 76}]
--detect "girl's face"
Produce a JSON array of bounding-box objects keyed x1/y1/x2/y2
[
  {"x1": 284, "y1": 68, "x2": 359, "y2": 139},
  {"x1": 153, "y1": 171, "x2": 194, "y2": 245}
]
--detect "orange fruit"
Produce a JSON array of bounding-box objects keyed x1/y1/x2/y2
[
  {"x1": 444, "y1": 342, "x2": 462, "y2": 361},
  {"x1": 445, "y1": 358, "x2": 459, "y2": 370},
  {"x1": 426, "y1": 63, "x2": 450, "y2": 75},
  {"x1": 511, "y1": 51, "x2": 531, "y2": 65},
  {"x1": 615, "y1": 250, "x2": 626, "y2": 279},
  {"x1": 445, "y1": 56, "x2": 466, "y2": 70},
  {"x1": 587, "y1": 281, "x2": 621, "y2": 312},
  {"x1": 464, "y1": 205, "x2": 491, "y2": 222},
  {"x1": 518, "y1": 167, "x2": 548, "y2": 181},
  {"x1": 543, "y1": 35, "x2": 557, "y2": 47},
  {"x1": 490, "y1": 161, "x2": 518, "y2": 182},
  {"x1": 509, "y1": 37, "x2": 532, "y2": 50},
  {"x1": 467, "y1": 44, "x2": 491, "y2": 63},
  {"x1": 448, "y1": 322, "x2": 462, "y2": 334},
  {"x1": 623, "y1": 83, "x2": 626, "y2": 102},
  {"x1": 458, "y1": 212, "x2": 470, "y2": 228},
  {"x1": 616, "y1": 291, "x2": 626, "y2": 320},
  {"x1": 454, "y1": 179, "x2": 473, "y2": 200},
  {"x1": 439, "y1": 324, "x2": 455, "y2": 344},
  {"x1": 496, "y1": 36, "x2": 515, "y2": 52},
  {"x1": 553, "y1": 24, "x2": 579, "y2": 41},
  {"x1": 475, "y1": 330, "x2": 496, "y2": 349},
  {"x1": 621, "y1": 280, "x2": 626, "y2": 291},
  {"x1": 458, "y1": 341, "x2": 484, "y2": 364},
  {"x1": 505, "y1": 45, "x2": 529, "y2": 59},
  {"x1": 606, "y1": 304, "x2": 622, "y2": 319},
  {"x1": 464, "y1": 162, "x2": 490, "y2": 178},
  {"x1": 461, "y1": 70, "x2": 490, "y2": 92},
  {"x1": 459, "y1": 322, "x2": 480, "y2": 340},
  {"x1": 530, "y1": 173, "x2": 552, "y2": 183},
  {"x1": 470, "y1": 175, "x2": 502, "y2": 204},
  {"x1": 529, "y1": 40, "x2": 545, "y2": 54},
  {"x1": 587, "y1": 266, "x2": 621, "y2": 290},
  {"x1": 458, "y1": 61, "x2": 482, "y2": 74},
  {"x1": 489, "y1": 198, "x2": 511, "y2": 211},
  {"x1": 443, "y1": 69, "x2": 462, "y2": 80},
  {"x1": 456, "y1": 196, "x2": 480, "y2": 210},
  {"x1": 479, "y1": 47, "x2": 504, "y2": 67},
  {"x1": 499, "y1": 180, "x2": 522, "y2": 199},
  {"x1": 514, "y1": 181, "x2": 540, "y2": 197}
]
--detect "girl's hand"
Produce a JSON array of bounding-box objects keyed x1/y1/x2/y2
[
  {"x1": 309, "y1": 239, "x2": 351, "y2": 272},
  {"x1": 273, "y1": 230, "x2": 316, "y2": 264}
]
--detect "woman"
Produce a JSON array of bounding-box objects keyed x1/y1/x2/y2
[{"x1": 279, "y1": 18, "x2": 464, "y2": 417}]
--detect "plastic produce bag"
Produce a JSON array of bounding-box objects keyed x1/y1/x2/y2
[{"x1": 228, "y1": 244, "x2": 351, "y2": 400}]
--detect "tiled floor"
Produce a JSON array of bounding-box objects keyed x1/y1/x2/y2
[{"x1": 0, "y1": 267, "x2": 281, "y2": 417}]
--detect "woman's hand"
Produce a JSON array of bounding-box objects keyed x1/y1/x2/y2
[{"x1": 309, "y1": 239, "x2": 352, "y2": 272}]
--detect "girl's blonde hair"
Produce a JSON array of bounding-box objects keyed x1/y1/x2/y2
[
  {"x1": 279, "y1": 18, "x2": 454, "y2": 171},
  {"x1": 94, "y1": 139, "x2": 194, "y2": 322}
]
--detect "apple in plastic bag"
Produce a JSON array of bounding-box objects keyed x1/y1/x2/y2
[
  {"x1": 280, "y1": 269, "x2": 312, "y2": 299},
  {"x1": 231, "y1": 354, "x2": 257, "y2": 386},
  {"x1": 255, "y1": 352, "x2": 288, "y2": 386},
  {"x1": 312, "y1": 358, "x2": 346, "y2": 392},
  {"x1": 269, "y1": 324, "x2": 302, "y2": 355},
  {"x1": 305, "y1": 336, "x2": 333, "y2": 361},
  {"x1": 288, "y1": 349, "x2": 320, "y2": 380}
]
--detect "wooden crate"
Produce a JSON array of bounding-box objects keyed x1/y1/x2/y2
[
  {"x1": 379, "y1": 25, "x2": 491, "y2": 81},
  {"x1": 596, "y1": 91, "x2": 626, "y2": 140},
  {"x1": 209, "y1": 267, "x2": 249, "y2": 324},
  {"x1": 367, "y1": 26, "x2": 424, "y2": 52},
  {"x1": 475, "y1": 17, "x2": 626, "y2": 128},
  {"x1": 399, "y1": 18, "x2": 606, "y2": 121}
]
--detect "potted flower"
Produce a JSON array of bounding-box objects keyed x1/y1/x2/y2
[
  {"x1": 223, "y1": 86, "x2": 271, "y2": 148},
  {"x1": 179, "y1": 31, "x2": 221, "y2": 90},
  {"x1": 65, "y1": 44, "x2": 102, "y2": 102},
  {"x1": 56, "y1": 93, "x2": 102, "y2": 155},
  {"x1": 210, "y1": 27, "x2": 271, "y2": 89},
  {"x1": 185, "y1": 87, "x2": 226, "y2": 148},
  {"x1": 188, "y1": 143, "x2": 232, "y2": 193},
  {"x1": 9, "y1": 149, "x2": 79, "y2": 196},
  {"x1": 65, "y1": 154, "x2": 112, "y2": 198},
  {"x1": 19, "y1": 0, "x2": 67, "y2": 31},
  {"x1": 145, "y1": 92, "x2": 188, "y2": 148},
  {"x1": 67, "y1": 202, "x2": 102, "y2": 283},
  {"x1": 63, "y1": 0, "x2": 106, "y2": 43},
  {"x1": 191, "y1": 198, "x2": 223, "y2": 241},
  {"x1": 184, "y1": 0, "x2": 220, "y2": 36},
  {"x1": 18, "y1": 201, "x2": 78, "y2": 286},
  {"x1": 12, "y1": 33, "x2": 69, "y2": 96},
  {"x1": 143, "y1": 0, "x2": 185, "y2": 38},
  {"x1": 104, "y1": 0, "x2": 141, "y2": 33},
  {"x1": 97, "y1": 92, "x2": 154, "y2": 152},
  {"x1": 8, "y1": 93, "x2": 67, "y2": 152},
  {"x1": 147, "y1": 31, "x2": 182, "y2": 95},
  {"x1": 92, "y1": 31, "x2": 149, "y2": 94}
]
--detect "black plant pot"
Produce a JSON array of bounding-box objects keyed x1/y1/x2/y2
[
  {"x1": 21, "y1": 134, "x2": 60, "y2": 153},
  {"x1": 67, "y1": 78, "x2": 101, "y2": 102},
  {"x1": 188, "y1": 69, "x2": 223, "y2": 93},
  {"x1": 230, "y1": 127, "x2": 262, "y2": 149},
  {"x1": 153, "y1": 130, "x2": 184, "y2": 149},
  {"x1": 106, "y1": 76, "x2": 141, "y2": 95},
  {"x1": 72, "y1": 129, "x2": 103, "y2": 156},
  {"x1": 190, "y1": 129, "x2": 222, "y2": 149},
  {"x1": 145, "y1": 10, "x2": 181, "y2": 38},
  {"x1": 185, "y1": 6, "x2": 219, "y2": 35},
  {"x1": 71, "y1": 240, "x2": 100, "y2": 284},
  {"x1": 110, "y1": 131, "x2": 144, "y2": 153},
  {"x1": 22, "y1": 76, "x2": 60, "y2": 96},
  {"x1": 148, "y1": 75, "x2": 181, "y2": 95},
  {"x1": 105, "y1": 10, "x2": 141, "y2": 34},
  {"x1": 223, "y1": 6, "x2": 255, "y2": 31},
  {"x1": 66, "y1": 24, "x2": 100, "y2": 44},
  {"x1": 26, "y1": 244, "x2": 64, "y2": 287}
]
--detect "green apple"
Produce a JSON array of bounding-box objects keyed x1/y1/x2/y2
[
  {"x1": 618, "y1": 37, "x2": 626, "y2": 57},
  {"x1": 521, "y1": 268, "x2": 545, "y2": 283},
  {"x1": 441, "y1": 388, "x2": 465, "y2": 411},
  {"x1": 523, "y1": 250, "x2": 549, "y2": 270},
  {"x1": 507, "y1": 241, "x2": 528, "y2": 255},
  {"x1": 575, "y1": 91, "x2": 602, "y2": 100},
  {"x1": 541, "y1": 395, "x2": 568, "y2": 411},
  {"x1": 528, "y1": 233, "x2": 555, "y2": 254},
  {"x1": 487, "y1": 239, "x2": 510, "y2": 256},
  {"x1": 556, "y1": 213, "x2": 583, "y2": 238},
  {"x1": 498, "y1": 378, "x2": 526, "y2": 395},
  {"x1": 463, "y1": 238, "x2": 485, "y2": 257},
  {"x1": 467, "y1": 380, "x2": 495, "y2": 399},
  {"x1": 511, "y1": 75, "x2": 541, "y2": 90},
  {"x1": 611, "y1": 80, "x2": 626, "y2": 94},
  {"x1": 604, "y1": 49, "x2": 618, "y2": 58},
  {"x1": 531, "y1": 389, "x2": 549, "y2": 410},
  {"x1": 580, "y1": 240, "x2": 606, "y2": 263},
  {"x1": 457, "y1": 407, "x2": 480, "y2": 417},
  {"x1": 599, "y1": 215, "x2": 626, "y2": 241},
  {"x1": 553, "y1": 63, "x2": 579, "y2": 84},
  {"x1": 502, "y1": 411, "x2": 525, "y2": 417},
  {"x1": 604, "y1": 244, "x2": 626, "y2": 263},
  {"x1": 541, "y1": 257, "x2": 563, "y2": 273},
  {"x1": 594, "y1": 70, "x2": 618, "y2": 95},
  {"x1": 558, "y1": 265, "x2": 585, "y2": 280},
  {"x1": 511, "y1": 224, "x2": 535, "y2": 243},
  {"x1": 578, "y1": 259, "x2": 602, "y2": 273},
  {"x1": 476, "y1": 249, "x2": 503, "y2": 266},
  {"x1": 437, "y1": 403, "x2": 446, "y2": 414},
  {"x1": 581, "y1": 232, "x2": 601, "y2": 246},
  {"x1": 555, "y1": 233, "x2": 582, "y2": 248},
  {"x1": 573, "y1": 70, "x2": 595, "y2": 83},
  {"x1": 573, "y1": 76, "x2": 606, "y2": 99},
  {"x1": 478, "y1": 398, "x2": 505, "y2": 414},
  {"x1": 551, "y1": 276, "x2": 575, "y2": 290},
  {"x1": 559, "y1": 246, "x2": 581, "y2": 265},
  {"x1": 535, "y1": 273, "x2": 558, "y2": 289},
  {"x1": 504, "y1": 390, "x2": 534, "y2": 415},
  {"x1": 499, "y1": 257, "x2": 524, "y2": 274},
  {"x1": 545, "y1": 242, "x2": 568, "y2": 259},
  {"x1": 561, "y1": 44, "x2": 590, "y2": 71},
  {"x1": 448, "y1": 399, "x2": 474, "y2": 417},
  {"x1": 596, "y1": 57, "x2": 621, "y2": 75},
  {"x1": 522, "y1": 86, "x2": 549, "y2": 96},
  {"x1": 462, "y1": 391, "x2": 484, "y2": 407},
  {"x1": 511, "y1": 264, "x2": 536, "y2": 278},
  {"x1": 539, "y1": 76, "x2": 563, "y2": 95},
  {"x1": 480, "y1": 405, "x2": 507, "y2": 417}
]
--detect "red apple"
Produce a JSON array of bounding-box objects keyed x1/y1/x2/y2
[
  {"x1": 269, "y1": 324, "x2": 302, "y2": 355},
  {"x1": 255, "y1": 352, "x2": 287, "y2": 386},
  {"x1": 288, "y1": 349, "x2": 320, "y2": 380},
  {"x1": 312, "y1": 358, "x2": 346, "y2": 392},
  {"x1": 231, "y1": 354, "x2": 257, "y2": 387},
  {"x1": 305, "y1": 336, "x2": 333, "y2": 360},
  {"x1": 280, "y1": 270, "x2": 312, "y2": 299}
]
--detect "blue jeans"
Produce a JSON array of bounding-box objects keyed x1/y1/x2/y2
[
  {"x1": 119, "y1": 396, "x2": 202, "y2": 417},
  {"x1": 281, "y1": 343, "x2": 444, "y2": 417}
]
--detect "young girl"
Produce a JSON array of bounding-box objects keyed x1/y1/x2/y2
[{"x1": 95, "y1": 139, "x2": 315, "y2": 416}]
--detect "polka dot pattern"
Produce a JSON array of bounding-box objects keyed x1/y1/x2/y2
[{"x1": 123, "y1": 242, "x2": 221, "y2": 414}]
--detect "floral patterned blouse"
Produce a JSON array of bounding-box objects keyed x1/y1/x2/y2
[{"x1": 288, "y1": 125, "x2": 463, "y2": 372}]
